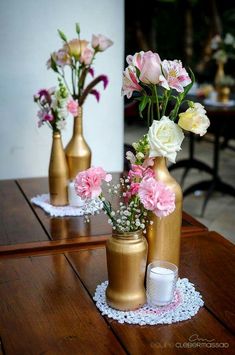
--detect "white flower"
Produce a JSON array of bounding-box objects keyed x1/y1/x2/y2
[
  {"x1": 148, "y1": 116, "x2": 184, "y2": 163},
  {"x1": 126, "y1": 151, "x2": 136, "y2": 164},
  {"x1": 178, "y1": 102, "x2": 210, "y2": 136},
  {"x1": 56, "y1": 119, "x2": 66, "y2": 130},
  {"x1": 224, "y1": 33, "x2": 235, "y2": 46}
]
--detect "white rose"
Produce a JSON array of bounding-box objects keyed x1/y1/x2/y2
[
  {"x1": 178, "y1": 102, "x2": 210, "y2": 136},
  {"x1": 148, "y1": 116, "x2": 184, "y2": 163}
]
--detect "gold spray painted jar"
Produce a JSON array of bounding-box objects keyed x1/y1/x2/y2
[{"x1": 106, "y1": 230, "x2": 148, "y2": 311}]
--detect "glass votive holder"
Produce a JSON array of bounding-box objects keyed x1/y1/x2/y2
[
  {"x1": 146, "y1": 260, "x2": 178, "y2": 307},
  {"x1": 68, "y1": 181, "x2": 85, "y2": 207}
]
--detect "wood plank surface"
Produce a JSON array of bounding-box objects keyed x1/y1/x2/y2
[
  {"x1": 0, "y1": 180, "x2": 49, "y2": 246},
  {"x1": 17, "y1": 177, "x2": 113, "y2": 240},
  {"x1": 0, "y1": 254, "x2": 126, "y2": 355},
  {"x1": 180, "y1": 231, "x2": 235, "y2": 334},
  {"x1": 66, "y1": 244, "x2": 235, "y2": 354},
  {"x1": 17, "y1": 177, "x2": 207, "y2": 242}
]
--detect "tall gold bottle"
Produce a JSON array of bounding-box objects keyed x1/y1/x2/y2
[
  {"x1": 65, "y1": 107, "x2": 91, "y2": 180},
  {"x1": 49, "y1": 132, "x2": 68, "y2": 206},
  {"x1": 214, "y1": 60, "x2": 225, "y2": 88},
  {"x1": 146, "y1": 157, "x2": 182, "y2": 267},
  {"x1": 106, "y1": 230, "x2": 148, "y2": 311}
]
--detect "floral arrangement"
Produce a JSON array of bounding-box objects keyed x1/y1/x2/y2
[
  {"x1": 34, "y1": 23, "x2": 113, "y2": 131},
  {"x1": 33, "y1": 80, "x2": 71, "y2": 131},
  {"x1": 74, "y1": 166, "x2": 175, "y2": 233},
  {"x1": 122, "y1": 50, "x2": 210, "y2": 164},
  {"x1": 211, "y1": 33, "x2": 235, "y2": 63},
  {"x1": 47, "y1": 23, "x2": 113, "y2": 110}
]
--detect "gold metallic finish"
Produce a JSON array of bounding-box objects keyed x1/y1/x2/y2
[
  {"x1": 49, "y1": 132, "x2": 68, "y2": 206},
  {"x1": 217, "y1": 86, "x2": 230, "y2": 103},
  {"x1": 214, "y1": 60, "x2": 225, "y2": 88},
  {"x1": 146, "y1": 157, "x2": 182, "y2": 267},
  {"x1": 106, "y1": 230, "x2": 148, "y2": 311},
  {"x1": 65, "y1": 107, "x2": 91, "y2": 180}
]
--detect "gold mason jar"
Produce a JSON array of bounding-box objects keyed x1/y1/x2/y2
[
  {"x1": 146, "y1": 157, "x2": 182, "y2": 267},
  {"x1": 65, "y1": 107, "x2": 91, "y2": 180},
  {"x1": 106, "y1": 230, "x2": 148, "y2": 311}
]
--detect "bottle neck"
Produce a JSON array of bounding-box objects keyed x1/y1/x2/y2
[
  {"x1": 153, "y1": 157, "x2": 171, "y2": 181},
  {"x1": 73, "y1": 107, "x2": 83, "y2": 135}
]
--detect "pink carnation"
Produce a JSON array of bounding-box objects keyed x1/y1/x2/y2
[
  {"x1": 153, "y1": 182, "x2": 175, "y2": 217},
  {"x1": 138, "y1": 177, "x2": 175, "y2": 217},
  {"x1": 128, "y1": 165, "x2": 155, "y2": 180},
  {"x1": 74, "y1": 167, "x2": 111, "y2": 200},
  {"x1": 67, "y1": 99, "x2": 79, "y2": 116}
]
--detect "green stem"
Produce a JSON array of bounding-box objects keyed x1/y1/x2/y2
[
  {"x1": 153, "y1": 85, "x2": 160, "y2": 120},
  {"x1": 162, "y1": 89, "x2": 171, "y2": 116},
  {"x1": 147, "y1": 99, "x2": 151, "y2": 128}
]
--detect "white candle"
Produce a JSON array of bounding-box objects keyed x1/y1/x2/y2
[
  {"x1": 68, "y1": 181, "x2": 85, "y2": 207},
  {"x1": 147, "y1": 266, "x2": 175, "y2": 306}
]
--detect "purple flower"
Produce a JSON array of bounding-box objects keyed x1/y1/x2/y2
[{"x1": 90, "y1": 89, "x2": 100, "y2": 102}]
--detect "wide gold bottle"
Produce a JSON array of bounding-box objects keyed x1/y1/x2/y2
[
  {"x1": 65, "y1": 107, "x2": 91, "y2": 180},
  {"x1": 146, "y1": 157, "x2": 182, "y2": 267},
  {"x1": 49, "y1": 132, "x2": 68, "y2": 206},
  {"x1": 106, "y1": 230, "x2": 148, "y2": 311}
]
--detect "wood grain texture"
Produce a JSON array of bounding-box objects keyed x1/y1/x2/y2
[
  {"x1": 66, "y1": 244, "x2": 235, "y2": 354},
  {"x1": 0, "y1": 254, "x2": 126, "y2": 355},
  {"x1": 180, "y1": 231, "x2": 235, "y2": 334},
  {"x1": 0, "y1": 180, "x2": 49, "y2": 246},
  {"x1": 17, "y1": 177, "x2": 207, "y2": 242}
]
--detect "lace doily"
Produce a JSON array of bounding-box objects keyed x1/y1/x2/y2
[
  {"x1": 31, "y1": 193, "x2": 102, "y2": 217},
  {"x1": 93, "y1": 278, "x2": 204, "y2": 325}
]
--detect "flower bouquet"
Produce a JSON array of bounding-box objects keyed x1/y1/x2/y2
[
  {"x1": 74, "y1": 165, "x2": 176, "y2": 310},
  {"x1": 122, "y1": 50, "x2": 210, "y2": 266},
  {"x1": 47, "y1": 24, "x2": 113, "y2": 179}
]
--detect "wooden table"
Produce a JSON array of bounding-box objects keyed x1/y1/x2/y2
[{"x1": 0, "y1": 177, "x2": 234, "y2": 354}]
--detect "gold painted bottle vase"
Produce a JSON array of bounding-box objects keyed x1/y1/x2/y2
[
  {"x1": 106, "y1": 230, "x2": 148, "y2": 311},
  {"x1": 146, "y1": 157, "x2": 182, "y2": 267},
  {"x1": 214, "y1": 60, "x2": 225, "y2": 89},
  {"x1": 65, "y1": 107, "x2": 91, "y2": 180},
  {"x1": 49, "y1": 131, "x2": 68, "y2": 206}
]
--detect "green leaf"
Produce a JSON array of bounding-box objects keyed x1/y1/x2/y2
[
  {"x1": 138, "y1": 95, "x2": 148, "y2": 118},
  {"x1": 50, "y1": 55, "x2": 59, "y2": 73},
  {"x1": 75, "y1": 23, "x2": 80, "y2": 36},
  {"x1": 57, "y1": 29, "x2": 67, "y2": 42}
]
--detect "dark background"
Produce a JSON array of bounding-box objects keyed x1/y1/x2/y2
[{"x1": 125, "y1": 0, "x2": 235, "y2": 83}]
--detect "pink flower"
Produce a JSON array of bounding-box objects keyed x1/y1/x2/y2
[
  {"x1": 80, "y1": 47, "x2": 94, "y2": 65},
  {"x1": 67, "y1": 99, "x2": 79, "y2": 116},
  {"x1": 159, "y1": 60, "x2": 191, "y2": 93},
  {"x1": 138, "y1": 177, "x2": 175, "y2": 217},
  {"x1": 74, "y1": 167, "x2": 111, "y2": 200},
  {"x1": 139, "y1": 51, "x2": 162, "y2": 85},
  {"x1": 43, "y1": 113, "x2": 54, "y2": 122},
  {"x1": 128, "y1": 164, "x2": 155, "y2": 180},
  {"x1": 122, "y1": 66, "x2": 142, "y2": 98},
  {"x1": 126, "y1": 51, "x2": 145, "y2": 70},
  {"x1": 128, "y1": 164, "x2": 145, "y2": 179},
  {"x1": 142, "y1": 157, "x2": 155, "y2": 168},
  {"x1": 91, "y1": 34, "x2": 113, "y2": 51},
  {"x1": 129, "y1": 182, "x2": 140, "y2": 195},
  {"x1": 47, "y1": 49, "x2": 71, "y2": 69},
  {"x1": 138, "y1": 177, "x2": 159, "y2": 211},
  {"x1": 153, "y1": 182, "x2": 175, "y2": 218}
]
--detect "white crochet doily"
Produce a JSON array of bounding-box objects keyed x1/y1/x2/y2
[
  {"x1": 93, "y1": 278, "x2": 204, "y2": 325},
  {"x1": 31, "y1": 193, "x2": 102, "y2": 217}
]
